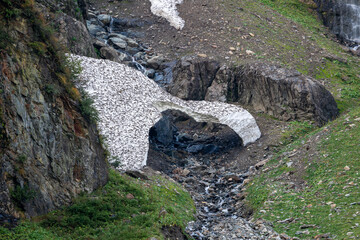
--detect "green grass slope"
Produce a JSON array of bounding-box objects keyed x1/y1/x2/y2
[
  {"x1": 0, "y1": 170, "x2": 195, "y2": 240},
  {"x1": 244, "y1": 1, "x2": 360, "y2": 239}
]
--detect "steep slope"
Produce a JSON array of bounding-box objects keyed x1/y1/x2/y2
[{"x1": 0, "y1": 0, "x2": 107, "y2": 219}]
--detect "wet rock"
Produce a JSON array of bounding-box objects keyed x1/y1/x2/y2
[
  {"x1": 108, "y1": 37, "x2": 127, "y2": 49},
  {"x1": 86, "y1": 21, "x2": 106, "y2": 36},
  {"x1": 146, "y1": 69, "x2": 156, "y2": 79},
  {"x1": 97, "y1": 14, "x2": 111, "y2": 25},
  {"x1": 147, "y1": 55, "x2": 165, "y2": 70}
]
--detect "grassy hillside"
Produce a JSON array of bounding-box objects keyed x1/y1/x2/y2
[
  {"x1": 243, "y1": 1, "x2": 360, "y2": 239},
  {"x1": 0, "y1": 170, "x2": 195, "y2": 240}
]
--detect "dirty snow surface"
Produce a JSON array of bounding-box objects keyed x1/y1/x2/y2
[
  {"x1": 72, "y1": 55, "x2": 261, "y2": 170},
  {"x1": 149, "y1": 0, "x2": 185, "y2": 30}
]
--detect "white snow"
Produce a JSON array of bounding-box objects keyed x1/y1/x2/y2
[
  {"x1": 71, "y1": 55, "x2": 261, "y2": 170},
  {"x1": 149, "y1": 0, "x2": 185, "y2": 30}
]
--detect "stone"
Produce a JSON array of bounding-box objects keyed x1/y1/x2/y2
[
  {"x1": 100, "y1": 47, "x2": 120, "y2": 62},
  {"x1": 255, "y1": 159, "x2": 269, "y2": 169},
  {"x1": 197, "y1": 53, "x2": 207, "y2": 58},
  {"x1": 126, "y1": 193, "x2": 135, "y2": 199},
  {"x1": 97, "y1": 14, "x2": 111, "y2": 25},
  {"x1": 126, "y1": 38, "x2": 139, "y2": 48},
  {"x1": 147, "y1": 55, "x2": 165, "y2": 70},
  {"x1": 86, "y1": 21, "x2": 106, "y2": 36},
  {"x1": 108, "y1": 37, "x2": 127, "y2": 49},
  {"x1": 246, "y1": 50, "x2": 255, "y2": 55},
  {"x1": 125, "y1": 171, "x2": 149, "y2": 180},
  {"x1": 93, "y1": 39, "x2": 107, "y2": 49}
]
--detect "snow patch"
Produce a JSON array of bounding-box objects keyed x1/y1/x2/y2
[
  {"x1": 149, "y1": 0, "x2": 185, "y2": 30},
  {"x1": 71, "y1": 55, "x2": 261, "y2": 170}
]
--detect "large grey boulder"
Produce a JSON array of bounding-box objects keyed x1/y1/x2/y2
[
  {"x1": 226, "y1": 63, "x2": 339, "y2": 124},
  {"x1": 167, "y1": 57, "x2": 339, "y2": 124}
]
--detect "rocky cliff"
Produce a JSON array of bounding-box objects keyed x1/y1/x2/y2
[{"x1": 0, "y1": 0, "x2": 107, "y2": 219}]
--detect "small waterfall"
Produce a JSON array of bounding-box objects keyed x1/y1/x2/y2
[
  {"x1": 334, "y1": 0, "x2": 360, "y2": 43},
  {"x1": 109, "y1": 17, "x2": 114, "y2": 33}
]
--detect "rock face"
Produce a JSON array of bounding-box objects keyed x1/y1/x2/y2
[
  {"x1": 0, "y1": 2, "x2": 108, "y2": 219},
  {"x1": 167, "y1": 57, "x2": 339, "y2": 124},
  {"x1": 168, "y1": 56, "x2": 220, "y2": 100},
  {"x1": 36, "y1": 0, "x2": 97, "y2": 57},
  {"x1": 315, "y1": 0, "x2": 360, "y2": 43},
  {"x1": 71, "y1": 55, "x2": 261, "y2": 170}
]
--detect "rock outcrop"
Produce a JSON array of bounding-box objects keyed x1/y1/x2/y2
[
  {"x1": 167, "y1": 57, "x2": 339, "y2": 124},
  {"x1": 0, "y1": 0, "x2": 107, "y2": 219}
]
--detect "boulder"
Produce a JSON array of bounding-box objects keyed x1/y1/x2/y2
[
  {"x1": 97, "y1": 14, "x2": 111, "y2": 25},
  {"x1": 86, "y1": 21, "x2": 105, "y2": 36},
  {"x1": 100, "y1": 47, "x2": 120, "y2": 62},
  {"x1": 226, "y1": 63, "x2": 339, "y2": 124},
  {"x1": 108, "y1": 37, "x2": 127, "y2": 49}
]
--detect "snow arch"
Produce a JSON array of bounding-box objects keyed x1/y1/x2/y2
[{"x1": 72, "y1": 55, "x2": 261, "y2": 170}]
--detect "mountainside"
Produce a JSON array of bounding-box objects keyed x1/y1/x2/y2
[{"x1": 0, "y1": 0, "x2": 359, "y2": 239}]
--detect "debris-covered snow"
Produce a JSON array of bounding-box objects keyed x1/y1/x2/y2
[
  {"x1": 149, "y1": 0, "x2": 185, "y2": 30},
  {"x1": 71, "y1": 55, "x2": 261, "y2": 170}
]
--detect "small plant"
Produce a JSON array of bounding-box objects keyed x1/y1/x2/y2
[
  {"x1": 109, "y1": 156, "x2": 122, "y2": 168},
  {"x1": 16, "y1": 154, "x2": 27, "y2": 164},
  {"x1": 79, "y1": 91, "x2": 99, "y2": 124},
  {"x1": 44, "y1": 84, "x2": 60, "y2": 95},
  {"x1": 28, "y1": 41, "x2": 47, "y2": 56},
  {"x1": 0, "y1": 26, "x2": 12, "y2": 50},
  {"x1": 10, "y1": 184, "x2": 36, "y2": 209}
]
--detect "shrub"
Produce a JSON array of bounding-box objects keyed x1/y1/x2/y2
[
  {"x1": 44, "y1": 84, "x2": 60, "y2": 95},
  {"x1": 10, "y1": 185, "x2": 36, "y2": 209},
  {"x1": 79, "y1": 92, "x2": 99, "y2": 124},
  {"x1": 16, "y1": 154, "x2": 27, "y2": 164},
  {"x1": 28, "y1": 41, "x2": 47, "y2": 56}
]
